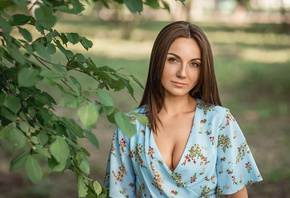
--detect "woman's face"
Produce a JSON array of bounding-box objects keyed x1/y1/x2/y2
[{"x1": 161, "y1": 37, "x2": 201, "y2": 98}]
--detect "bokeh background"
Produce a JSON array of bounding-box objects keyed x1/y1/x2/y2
[{"x1": 1, "y1": 0, "x2": 290, "y2": 197}]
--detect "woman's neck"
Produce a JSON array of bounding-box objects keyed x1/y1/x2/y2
[{"x1": 160, "y1": 94, "x2": 197, "y2": 116}]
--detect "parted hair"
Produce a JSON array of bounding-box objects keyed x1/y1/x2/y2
[{"x1": 139, "y1": 21, "x2": 221, "y2": 133}]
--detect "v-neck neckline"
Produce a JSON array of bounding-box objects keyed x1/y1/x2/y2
[{"x1": 151, "y1": 99, "x2": 200, "y2": 173}]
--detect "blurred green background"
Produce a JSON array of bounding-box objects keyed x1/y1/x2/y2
[{"x1": 1, "y1": 0, "x2": 290, "y2": 197}]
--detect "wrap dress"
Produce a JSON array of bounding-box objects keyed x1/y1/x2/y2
[{"x1": 104, "y1": 99, "x2": 262, "y2": 197}]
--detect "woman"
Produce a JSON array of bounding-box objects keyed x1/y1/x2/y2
[{"x1": 104, "y1": 21, "x2": 262, "y2": 198}]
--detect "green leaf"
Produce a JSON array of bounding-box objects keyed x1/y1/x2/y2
[
  {"x1": 25, "y1": 43, "x2": 33, "y2": 54},
  {"x1": 35, "y1": 22, "x2": 45, "y2": 34},
  {"x1": 30, "y1": 136, "x2": 39, "y2": 144},
  {"x1": 0, "y1": 93, "x2": 6, "y2": 106},
  {"x1": 124, "y1": 0, "x2": 143, "y2": 14},
  {"x1": 9, "y1": 14, "x2": 30, "y2": 26},
  {"x1": 0, "y1": 17, "x2": 12, "y2": 34},
  {"x1": 38, "y1": 130, "x2": 48, "y2": 145},
  {"x1": 8, "y1": 125, "x2": 27, "y2": 149},
  {"x1": 66, "y1": 137, "x2": 81, "y2": 151},
  {"x1": 60, "y1": 93, "x2": 79, "y2": 108},
  {"x1": 67, "y1": 119, "x2": 84, "y2": 138},
  {"x1": 162, "y1": 1, "x2": 170, "y2": 12},
  {"x1": 69, "y1": 75, "x2": 82, "y2": 90},
  {"x1": 79, "y1": 155, "x2": 90, "y2": 174},
  {"x1": 144, "y1": 0, "x2": 160, "y2": 8},
  {"x1": 96, "y1": 89, "x2": 114, "y2": 107},
  {"x1": 54, "y1": 5, "x2": 75, "y2": 14},
  {"x1": 18, "y1": 27, "x2": 32, "y2": 42},
  {"x1": 18, "y1": 67, "x2": 40, "y2": 87},
  {"x1": 7, "y1": 94, "x2": 21, "y2": 114},
  {"x1": 120, "y1": 78, "x2": 135, "y2": 101},
  {"x1": 87, "y1": 58, "x2": 97, "y2": 70},
  {"x1": 55, "y1": 40, "x2": 74, "y2": 60},
  {"x1": 34, "y1": 145, "x2": 51, "y2": 158},
  {"x1": 18, "y1": 120, "x2": 29, "y2": 132},
  {"x1": 0, "y1": 1, "x2": 12, "y2": 10},
  {"x1": 41, "y1": 0, "x2": 53, "y2": 6},
  {"x1": 47, "y1": 43, "x2": 56, "y2": 54},
  {"x1": 39, "y1": 69, "x2": 62, "y2": 80},
  {"x1": 129, "y1": 111, "x2": 149, "y2": 126},
  {"x1": 75, "y1": 53, "x2": 86, "y2": 63},
  {"x1": 71, "y1": 0, "x2": 85, "y2": 13},
  {"x1": 81, "y1": 147, "x2": 91, "y2": 157},
  {"x1": 76, "y1": 152, "x2": 84, "y2": 164},
  {"x1": 93, "y1": 181, "x2": 102, "y2": 195},
  {"x1": 67, "y1": 33, "x2": 80, "y2": 44},
  {"x1": 0, "y1": 126, "x2": 8, "y2": 140},
  {"x1": 114, "y1": 112, "x2": 136, "y2": 138},
  {"x1": 84, "y1": 130, "x2": 99, "y2": 148},
  {"x1": 50, "y1": 136, "x2": 70, "y2": 163},
  {"x1": 25, "y1": 155, "x2": 43, "y2": 183},
  {"x1": 130, "y1": 74, "x2": 144, "y2": 89},
  {"x1": 78, "y1": 104, "x2": 98, "y2": 127},
  {"x1": 28, "y1": 107, "x2": 36, "y2": 117},
  {"x1": 80, "y1": 37, "x2": 93, "y2": 51},
  {"x1": 0, "y1": 106, "x2": 17, "y2": 121},
  {"x1": 7, "y1": 46, "x2": 25, "y2": 65},
  {"x1": 59, "y1": 33, "x2": 68, "y2": 45},
  {"x1": 34, "y1": 42, "x2": 51, "y2": 61},
  {"x1": 48, "y1": 157, "x2": 67, "y2": 172},
  {"x1": 39, "y1": 108, "x2": 53, "y2": 122},
  {"x1": 78, "y1": 175, "x2": 87, "y2": 198},
  {"x1": 10, "y1": 152, "x2": 29, "y2": 171},
  {"x1": 52, "y1": 63, "x2": 66, "y2": 75},
  {"x1": 0, "y1": 46, "x2": 5, "y2": 58},
  {"x1": 34, "y1": 4, "x2": 56, "y2": 30}
]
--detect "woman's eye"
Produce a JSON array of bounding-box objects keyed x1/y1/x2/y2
[
  {"x1": 168, "y1": 57, "x2": 178, "y2": 63},
  {"x1": 190, "y1": 62, "x2": 200, "y2": 67}
]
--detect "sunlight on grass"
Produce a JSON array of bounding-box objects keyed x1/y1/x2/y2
[
  {"x1": 207, "y1": 31, "x2": 290, "y2": 46},
  {"x1": 240, "y1": 48, "x2": 290, "y2": 63}
]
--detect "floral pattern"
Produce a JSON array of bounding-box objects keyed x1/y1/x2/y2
[
  {"x1": 150, "y1": 161, "x2": 164, "y2": 195},
  {"x1": 217, "y1": 134, "x2": 232, "y2": 153},
  {"x1": 245, "y1": 162, "x2": 252, "y2": 173},
  {"x1": 112, "y1": 162, "x2": 127, "y2": 185},
  {"x1": 181, "y1": 144, "x2": 210, "y2": 166},
  {"x1": 104, "y1": 99, "x2": 262, "y2": 197},
  {"x1": 129, "y1": 143, "x2": 147, "y2": 169},
  {"x1": 171, "y1": 171, "x2": 187, "y2": 188}
]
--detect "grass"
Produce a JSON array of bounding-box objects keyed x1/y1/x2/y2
[{"x1": 1, "y1": 19, "x2": 290, "y2": 197}]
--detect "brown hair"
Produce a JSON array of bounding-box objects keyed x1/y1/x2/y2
[{"x1": 139, "y1": 21, "x2": 221, "y2": 133}]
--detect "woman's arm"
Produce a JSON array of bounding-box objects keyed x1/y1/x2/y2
[{"x1": 225, "y1": 186, "x2": 248, "y2": 198}]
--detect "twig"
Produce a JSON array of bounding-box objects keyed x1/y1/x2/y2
[
  {"x1": 61, "y1": 79, "x2": 74, "y2": 92},
  {"x1": 33, "y1": 54, "x2": 75, "y2": 92}
]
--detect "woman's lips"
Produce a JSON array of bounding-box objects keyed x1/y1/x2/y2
[{"x1": 172, "y1": 81, "x2": 187, "y2": 87}]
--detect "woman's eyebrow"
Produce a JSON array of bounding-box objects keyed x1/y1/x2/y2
[
  {"x1": 167, "y1": 53, "x2": 201, "y2": 61},
  {"x1": 167, "y1": 53, "x2": 181, "y2": 59}
]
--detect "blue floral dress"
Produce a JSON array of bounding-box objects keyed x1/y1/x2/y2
[{"x1": 103, "y1": 99, "x2": 262, "y2": 197}]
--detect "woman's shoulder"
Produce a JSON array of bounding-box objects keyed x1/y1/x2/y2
[
  {"x1": 129, "y1": 105, "x2": 148, "y2": 116},
  {"x1": 196, "y1": 98, "x2": 229, "y2": 116},
  {"x1": 196, "y1": 98, "x2": 227, "y2": 112}
]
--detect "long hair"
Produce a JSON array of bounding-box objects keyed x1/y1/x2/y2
[{"x1": 139, "y1": 21, "x2": 221, "y2": 133}]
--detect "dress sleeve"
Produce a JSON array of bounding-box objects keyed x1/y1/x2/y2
[
  {"x1": 103, "y1": 127, "x2": 136, "y2": 197},
  {"x1": 216, "y1": 108, "x2": 263, "y2": 195}
]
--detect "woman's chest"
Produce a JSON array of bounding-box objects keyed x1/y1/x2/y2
[{"x1": 129, "y1": 123, "x2": 219, "y2": 174}]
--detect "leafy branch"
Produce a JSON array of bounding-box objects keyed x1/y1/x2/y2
[{"x1": 0, "y1": 0, "x2": 182, "y2": 197}]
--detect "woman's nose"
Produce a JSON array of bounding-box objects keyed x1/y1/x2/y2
[{"x1": 176, "y1": 64, "x2": 186, "y2": 78}]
